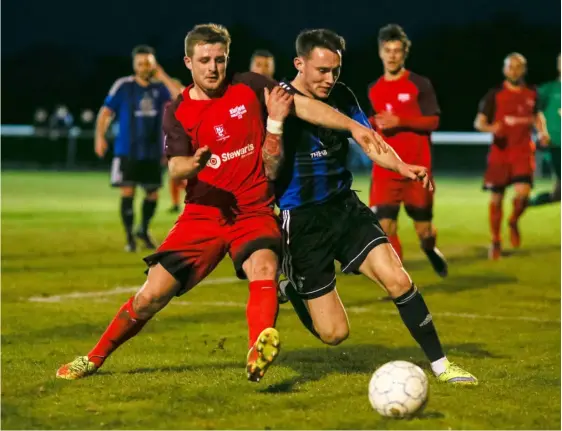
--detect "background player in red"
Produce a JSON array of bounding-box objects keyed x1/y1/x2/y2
[
  {"x1": 368, "y1": 24, "x2": 447, "y2": 277},
  {"x1": 56, "y1": 23, "x2": 388, "y2": 383},
  {"x1": 474, "y1": 53, "x2": 548, "y2": 260}
]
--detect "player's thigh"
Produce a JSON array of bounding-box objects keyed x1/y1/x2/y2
[
  {"x1": 404, "y1": 178, "x2": 434, "y2": 223},
  {"x1": 483, "y1": 150, "x2": 510, "y2": 193},
  {"x1": 358, "y1": 242, "x2": 412, "y2": 298},
  {"x1": 144, "y1": 215, "x2": 228, "y2": 295},
  {"x1": 279, "y1": 208, "x2": 338, "y2": 300},
  {"x1": 133, "y1": 263, "x2": 181, "y2": 317},
  {"x1": 306, "y1": 289, "x2": 349, "y2": 345},
  {"x1": 334, "y1": 193, "x2": 390, "y2": 275},
  {"x1": 228, "y1": 212, "x2": 282, "y2": 280},
  {"x1": 370, "y1": 175, "x2": 402, "y2": 221},
  {"x1": 511, "y1": 154, "x2": 534, "y2": 196},
  {"x1": 111, "y1": 157, "x2": 136, "y2": 190},
  {"x1": 139, "y1": 160, "x2": 164, "y2": 193}
]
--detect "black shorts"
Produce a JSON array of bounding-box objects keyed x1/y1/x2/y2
[
  {"x1": 280, "y1": 191, "x2": 389, "y2": 300},
  {"x1": 550, "y1": 147, "x2": 561, "y2": 179},
  {"x1": 111, "y1": 157, "x2": 162, "y2": 190}
]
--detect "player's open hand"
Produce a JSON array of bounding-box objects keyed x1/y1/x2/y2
[
  {"x1": 397, "y1": 162, "x2": 433, "y2": 191},
  {"x1": 193, "y1": 146, "x2": 212, "y2": 171},
  {"x1": 95, "y1": 136, "x2": 108, "y2": 158},
  {"x1": 351, "y1": 125, "x2": 389, "y2": 155},
  {"x1": 264, "y1": 86, "x2": 294, "y2": 122}
]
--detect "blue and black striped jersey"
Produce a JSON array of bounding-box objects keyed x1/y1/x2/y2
[{"x1": 275, "y1": 81, "x2": 371, "y2": 210}]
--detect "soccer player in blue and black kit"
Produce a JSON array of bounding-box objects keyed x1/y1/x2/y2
[
  {"x1": 274, "y1": 29, "x2": 477, "y2": 384},
  {"x1": 95, "y1": 45, "x2": 183, "y2": 252}
]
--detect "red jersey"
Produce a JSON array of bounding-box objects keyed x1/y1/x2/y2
[
  {"x1": 368, "y1": 70, "x2": 439, "y2": 179},
  {"x1": 478, "y1": 82, "x2": 538, "y2": 153},
  {"x1": 163, "y1": 72, "x2": 275, "y2": 215}
]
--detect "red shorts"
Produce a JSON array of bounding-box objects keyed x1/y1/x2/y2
[
  {"x1": 369, "y1": 174, "x2": 434, "y2": 221},
  {"x1": 144, "y1": 205, "x2": 281, "y2": 295},
  {"x1": 483, "y1": 147, "x2": 535, "y2": 192}
]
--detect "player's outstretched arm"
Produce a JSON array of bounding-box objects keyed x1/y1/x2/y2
[{"x1": 292, "y1": 94, "x2": 388, "y2": 155}]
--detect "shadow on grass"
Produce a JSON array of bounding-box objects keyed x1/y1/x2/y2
[{"x1": 259, "y1": 342, "x2": 498, "y2": 394}]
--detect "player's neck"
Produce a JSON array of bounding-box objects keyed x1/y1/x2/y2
[
  {"x1": 384, "y1": 68, "x2": 406, "y2": 81},
  {"x1": 291, "y1": 75, "x2": 316, "y2": 99},
  {"x1": 189, "y1": 84, "x2": 225, "y2": 101},
  {"x1": 504, "y1": 80, "x2": 523, "y2": 91},
  {"x1": 134, "y1": 76, "x2": 151, "y2": 87}
]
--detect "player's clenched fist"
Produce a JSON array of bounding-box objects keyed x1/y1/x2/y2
[
  {"x1": 264, "y1": 86, "x2": 294, "y2": 122},
  {"x1": 396, "y1": 162, "x2": 433, "y2": 191}
]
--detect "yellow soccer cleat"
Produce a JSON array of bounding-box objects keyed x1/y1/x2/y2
[
  {"x1": 56, "y1": 356, "x2": 98, "y2": 380},
  {"x1": 246, "y1": 328, "x2": 280, "y2": 382},
  {"x1": 436, "y1": 359, "x2": 478, "y2": 385}
]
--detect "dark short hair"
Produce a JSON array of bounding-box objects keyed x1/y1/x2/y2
[
  {"x1": 131, "y1": 45, "x2": 155, "y2": 58},
  {"x1": 295, "y1": 29, "x2": 346, "y2": 58},
  {"x1": 251, "y1": 49, "x2": 274, "y2": 61},
  {"x1": 378, "y1": 24, "x2": 411, "y2": 55}
]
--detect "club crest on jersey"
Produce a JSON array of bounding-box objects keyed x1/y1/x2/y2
[
  {"x1": 213, "y1": 124, "x2": 230, "y2": 141},
  {"x1": 229, "y1": 104, "x2": 247, "y2": 119},
  {"x1": 398, "y1": 93, "x2": 411, "y2": 102}
]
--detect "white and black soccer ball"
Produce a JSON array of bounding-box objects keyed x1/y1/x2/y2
[{"x1": 368, "y1": 360, "x2": 429, "y2": 418}]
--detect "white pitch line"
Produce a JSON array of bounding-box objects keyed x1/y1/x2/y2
[
  {"x1": 27, "y1": 283, "x2": 560, "y2": 324},
  {"x1": 26, "y1": 277, "x2": 241, "y2": 303}
]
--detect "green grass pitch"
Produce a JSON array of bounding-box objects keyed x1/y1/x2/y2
[{"x1": 1, "y1": 171, "x2": 560, "y2": 429}]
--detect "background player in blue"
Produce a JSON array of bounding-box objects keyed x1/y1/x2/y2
[
  {"x1": 95, "y1": 45, "x2": 183, "y2": 252},
  {"x1": 274, "y1": 29, "x2": 477, "y2": 384}
]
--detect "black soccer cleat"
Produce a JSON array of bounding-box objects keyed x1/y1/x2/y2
[
  {"x1": 168, "y1": 205, "x2": 180, "y2": 213},
  {"x1": 424, "y1": 247, "x2": 448, "y2": 277},
  {"x1": 125, "y1": 234, "x2": 137, "y2": 253},
  {"x1": 136, "y1": 230, "x2": 157, "y2": 250}
]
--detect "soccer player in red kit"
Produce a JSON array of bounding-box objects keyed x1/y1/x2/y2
[
  {"x1": 56, "y1": 23, "x2": 388, "y2": 382},
  {"x1": 368, "y1": 24, "x2": 447, "y2": 277},
  {"x1": 474, "y1": 53, "x2": 548, "y2": 260}
]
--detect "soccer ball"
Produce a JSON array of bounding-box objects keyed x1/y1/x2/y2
[{"x1": 368, "y1": 360, "x2": 429, "y2": 418}]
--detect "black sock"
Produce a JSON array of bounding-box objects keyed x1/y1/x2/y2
[
  {"x1": 285, "y1": 283, "x2": 320, "y2": 339},
  {"x1": 141, "y1": 199, "x2": 157, "y2": 233},
  {"x1": 394, "y1": 284, "x2": 444, "y2": 362},
  {"x1": 530, "y1": 192, "x2": 554, "y2": 206},
  {"x1": 120, "y1": 197, "x2": 134, "y2": 239}
]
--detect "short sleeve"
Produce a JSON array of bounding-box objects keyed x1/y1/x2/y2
[
  {"x1": 410, "y1": 74, "x2": 440, "y2": 116},
  {"x1": 233, "y1": 72, "x2": 277, "y2": 110},
  {"x1": 163, "y1": 99, "x2": 193, "y2": 158},
  {"x1": 104, "y1": 78, "x2": 128, "y2": 112},
  {"x1": 478, "y1": 88, "x2": 497, "y2": 122}
]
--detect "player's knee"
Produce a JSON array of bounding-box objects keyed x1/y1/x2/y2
[
  {"x1": 318, "y1": 325, "x2": 349, "y2": 346},
  {"x1": 133, "y1": 290, "x2": 168, "y2": 319},
  {"x1": 414, "y1": 222, "x2": 432, "y2": 239},
  {"x1": 145, "y1": 190, "x2": 159, "y2": 200},
  {"x1": 247, "y1": 258, "x2": 278, "y2": 281},
  {"x1": 385, "y1": 268, "x2": 412, "y2": 299},
  {"x1": 380, "y1": 219, "x2": 397, "y2": 236}
]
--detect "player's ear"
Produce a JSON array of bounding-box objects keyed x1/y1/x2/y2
[
  {"x1": 294, "y1": 56, "x2": 304, "y2": 74},
  {"x1": 184, "y1": 56, "x2": 193, "y2": 71}
]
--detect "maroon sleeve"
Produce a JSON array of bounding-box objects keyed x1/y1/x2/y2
[
  {"x1": 162, "y1": 97, "x2": 193, "y2": 158},
  {"x1": 478, "y1": 88, "x2": 498, "y2": 122},
  {"x1": 410, "y1": 73, "x2": 440, "y2": 116},
  {"x1": 233, "y1": 72, "x2": 277, "y2": 110}
]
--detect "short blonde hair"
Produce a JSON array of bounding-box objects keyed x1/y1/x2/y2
[{"x1": 184, "y1": 23, "x2": 231, "y2": 57}]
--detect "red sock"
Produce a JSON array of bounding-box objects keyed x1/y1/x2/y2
[
  {"x1": 489, "y1": 202, "x2": 502, "y2": 242},
  {"x1": 510, "y1": 196, "x2": 528, "y2": 224},
  {"x1": 246, "y1": 280, "x2": 279, "y2": 349},
  {"x1": 87, "y1": 296, "x2": 149, "y2": 367},
  {"x1": 388, "y1": 234, "x2": 403, "y2": 261},
  {"x1": 170, "y1": 178, "x2": 180, "y2": 206}
]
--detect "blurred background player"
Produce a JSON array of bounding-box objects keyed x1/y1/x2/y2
[
  {"x1": 166, "y1": 78, "x2": 187, "y2": 213},
  {"x1": 368, "y1": 24, "x2": 447, "y2": 277},
  {"x1": 95, "y1": 45, "x2": 183, "y2": 251},
  {"x1": 529, "y1": 53, "x2": 561, "y2": 207},
  {"x1": 474, "y1": 53, "x2": 549, "y2": 260},
  {"x1": 249, "y1": 49, "x2": 275, "y2": 79}
]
